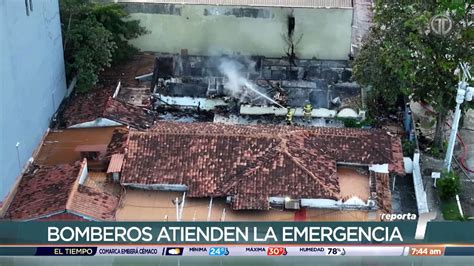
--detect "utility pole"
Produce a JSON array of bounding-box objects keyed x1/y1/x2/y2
[
  {"x1": 175, "y1": 197, "x2": 180, "y2": 221},
  {"x1": 207, "y1": 198, "x2": 213, "y2": 221},
  {"x1": 444, "y1": 63, "x2": 474, "y2": 172},
  {"x1": 179, "y1": 192, "x2": 186, "y2": 221},
  {"x1": 15, "y1": 142, "x2": 21, "y2": 171},
  {"x1": 220, "y1": 208, "x2": 226, "y2": 221}
]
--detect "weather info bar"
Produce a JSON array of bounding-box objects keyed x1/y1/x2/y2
[{"x1": 2, "y1": 246, "x2": 474, "y2": 257}]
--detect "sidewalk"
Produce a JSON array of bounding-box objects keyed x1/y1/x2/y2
[{"x1": 420, "y1": 155, "x2": 444, "y2": 220}]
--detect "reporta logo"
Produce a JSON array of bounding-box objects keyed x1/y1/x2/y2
[
  {"x1": 380, "y1": 213, "x2": 417, "y2": 222},
  {"x1": 380, "y1": 212, "x2": 437, "y2": 240}
]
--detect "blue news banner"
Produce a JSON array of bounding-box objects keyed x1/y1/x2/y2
[{"x1": 1, "y1": 221, "x2": 474, "y2": 256}]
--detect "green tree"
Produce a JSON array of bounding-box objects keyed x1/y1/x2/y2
[
  {"x1": 91, "y1": 4, "x2": 147, "y2": 63},
  {"x1": 60, "y1": 0, "x2": 147, "y2": 92},
  {"x1": 438, "y1": 171, "x2": 460, "y2": 200},
  {"x1": 352, "y1": 1, "x2": 473, "y2": 149}
]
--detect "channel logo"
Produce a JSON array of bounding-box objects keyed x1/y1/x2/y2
[{"x1": 163, "y1": 247, "x2": 184, "y2": 256}]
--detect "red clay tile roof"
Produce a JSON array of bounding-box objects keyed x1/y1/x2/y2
[
  {"x1": 389, "y1": 136, "x2": 405, "y2": 175},
  {"x1": 374, "y1": 172, "x2": 392, "y2": 214},
  {"x1": 5, "y1": 162, "x2": 120, "y2": 221},
  {"x1": 149, "y1": 121, "x2": 298, "y2": 135},
  {"x1": 61, "y1": 86, "x2": 113, "y2": 126},
  {"x1": 122, "y1": 131, "x2": 339, "y2": 210},
  {"x1": 62, "y1": 89, "x2": 155, "y2": 130},
  {"x1": 102, "y1": 97, "x2": 155, "y2": 130},
  {"x1": 121, "y1": 122, "x2": 403, "y2": 210},
  {"x1": 5, "y1": 163, "x2": 80, "y2": 220},
  {"x1": 150, "y1": 122, "x2": 400, "y2": 165},
  {"x1": 68, "y1": 184, "x2": 119, "y2": 221}
]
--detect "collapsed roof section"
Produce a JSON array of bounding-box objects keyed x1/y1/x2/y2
[
  {"x1": 119, "y1": 122, "x2": 404, "y2": 210},
  {"x1": 62, "y1": 90, "x2": 155, "y2": 130},
  {"x1": 101, "y1": 97, "x2": 155, "y2": 130},
  {"x1": 105, "y1": 127, "x2": 130, "y2": 160},
  {"x1": 55, "y1": 53, "x2": 157, "y2": 130}
]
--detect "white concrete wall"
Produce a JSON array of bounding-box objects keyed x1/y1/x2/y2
[
  {"x1": 78, "y1": 160, "x2": 89, "y2": 185},
  {"x1": 0, "y1": 0, "x2": 67, "y2": 202},
  {"x1": 121, "y1": 3, "x2": 353, "y2": 60},
  {"x1": 124, "y1": 183, "x2": 188, "y2": 191},
  {"x1": 269, "y1": 196, "x2": 370, "y2": 209},
  {"x1": 301, "y1": 197, "x2": 369, "y2": 209},
  {"x1": 157, "y1": 94, "x2": 228, "y2": 110},
  {"x1": 240, "y1": 105, "x2": 339, "y2": 117},
  {"x1": 412, "y1": 152, "x2": 429, "y2": 214}
]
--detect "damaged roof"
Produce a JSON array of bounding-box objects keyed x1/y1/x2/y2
[
  {"x1": 62, "y1": 93, "x2": 155, "y2": 130},
  {"x1": 102, "y1": 97, "x2": 155, "y2": 130},
  {"x1": 100, "y1": 53, "x2": 156, "y2": 87},
  {"x1": 120, "y1": 122, "x2": 403, "y2": 210},
  {"x1": 5, "y1": 161, "x2": 119, "y2": 221},
  {"x1": 60, "y1": 53, "x2": 157, "y2": 129},
  {"x1": 105, "y1": 127, "x2": 130, "y2": 160}
]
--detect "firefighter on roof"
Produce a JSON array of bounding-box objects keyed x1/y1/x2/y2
[
  {"x1": 286, "y1": 108, "x2": 294, "y2": 125},
  {"x1": 303, "y1": 103, "x2": 313, "y2": 121}
]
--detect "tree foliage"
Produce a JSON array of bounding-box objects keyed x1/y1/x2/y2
[
  {"x1": 352, "y1": 1, "x2": 473, "y2": 148},
  {"x1": 60, "y1": 0, "x2": 147, "y2": 92},
  {"x1": 438, "y1": 171, "x2": 461, "y2": 200},
  {"x1": 91, "y1": 4, "x2": 147, "y2": 63},
  {"x1": 402, "y1": 139, "x2": 416, "y2": 157}
]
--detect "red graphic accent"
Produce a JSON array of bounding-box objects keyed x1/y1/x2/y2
[{"x1": 267, "y1": 247, "x2": 287, "y2": 256}]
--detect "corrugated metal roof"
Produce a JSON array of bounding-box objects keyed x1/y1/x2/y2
[
  {"x1": 107, "y1": 154, "x2": 125, "y2": 173},
  {"x1": 119, "y1": 0, "x2": 353, "y2": 8}
]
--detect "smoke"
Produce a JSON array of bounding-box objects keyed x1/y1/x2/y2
[
  {"x1": 218, "y1": 57, "x2": 277, "y2": 106},
  {"x1": 218, "y1": 59, "x2": 250, "y2": 100}
]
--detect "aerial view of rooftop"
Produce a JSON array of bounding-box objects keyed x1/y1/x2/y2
[{"x1": 1, "y1": 0, "x2": 473, "y2": 225}]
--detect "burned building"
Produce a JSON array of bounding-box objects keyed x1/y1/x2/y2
[{"x1": 151, "y1": 53, "x2": 364, "y2": 125}]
